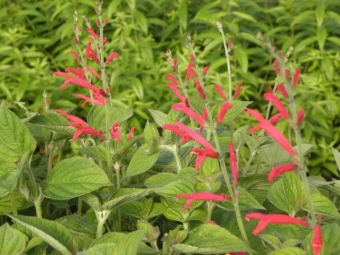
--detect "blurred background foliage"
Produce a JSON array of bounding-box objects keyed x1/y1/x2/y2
[{"x1": 0, "y1": 0, "x2": 339, "y2": 177}]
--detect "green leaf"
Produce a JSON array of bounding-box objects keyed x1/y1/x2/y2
[
  {"x1": 84, "y1": 243, "x2": 115, "y2": 255},
  {"x1": 0, "y1": 162, "x2": 21, "y2": 193},
  {"x1": 7, "y1": 214, "x2": 77, "y2": 255},
  {"x1": 134, "y1": 11, "x2": 148, "y2": 34},
  {"x1": 306, "y1": 193, "x2": 340, "y2": 218},
  {"x1": 87, "y1": 106, "x2": 133, "y2": 131},
  {"x1": 261, "y1": 142, "x2": 291, "y2": 166},
  {"x1": 0, "y1": 191, "x2": 32, "y2": 215},
  {"x1": 125, "y1": 144, "x2": 160, "y2": 178},
  {"x1": 145, "y1": 172, "x2": 195, "y2": 197},
  {"x1": 234, "y1": 47, "x2": 248, "y2": 73},
  {"x1": 172, "y1": 224, "x2": 251, "y2": 254},
  {"x1": 178, "y1": 4, "x2": 188, "y2": 30},
  {"x1": 232, "y1": 11, "x2": 257, "y2": 23},
  {"x1": 144, "y1": 121, "x2": 160, "y2": 147},
  {"x1": 111, "y1": 230, "x2": 145, "y2": 255},
  {"x1": 223, "y1": 101, "x2": 252, "y2": 122},
  {"x1": 267, "y1": 172, "x2": 305, "y2": 215},
  {"x1": 317, "y1": 26, "x2": 328, "y2": 50},
  {"x1": 332, "y1": 148, "x2": 340, "y2": 173},
  {"x1": 270, "y1": 247, "x2": 304, "y2": 255},
  {"x1": 0, "y1": 223, "x2": 27, "y2": 255},
  {"x1": 43, "y1": 157, "x2": 111, "y2": 200},
  {"x1": 102, "y1": 188, "x2": 154, "y2": 210},
  {"x1": 315, "y1": 2, "x2": 325, "y2": 27},
  {"x1": 148, "y1": 109, "x2": 167, "y2": 127},
  {"x1": 259, "y1": 234, "x2": 281, "y2": 249},
  {"x1": 76, "y1": 145, "x2": 107, "y2": 161},
  {"x1": 219, "y1": 186, "x2": 265, "y2": 211},
  {"x1": 0, "y1": 102, "x2": 36, "y2": 162}
]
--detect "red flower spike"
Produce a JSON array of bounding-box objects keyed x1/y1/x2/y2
[
  {"x1": 65, "y1": 67, "x2": 85, "y2": 79},
  {"x1": 234, "y1": 82, "x2": 242, "y2": 99},
  {"x1": 175, "y1": 192, "x2": 231, "y2": 210},
  {"x1": 229, "y1": 142, "x2": 238, "y2": 185},
  {"x1": 162, "y1": 124, "x2": 189, "y2": 143},
  {"x1": 172, "y1": 58, "x2": 178, "y2": 72},
  {"x1": 312, "y1": 223, "x2": 323, "y2": 255},
  {"x1": 214, "y1": 84, "x2": 226, "y2": 100},
  {"x1": 185, "y1": 62, "x2": 196, "y2": 81},
  {"x1": 174, "y1": 121, "x2": 213, "y2": 150},
  {"x1": 110, "y1": 122, "x2": 121, "y2": 142},
  {"x1": 272, "y1": 59, "x2": 280, "y2": 75},
  {"x1": 293, "y1": 69, "x2": 301, "y2": 87},
  {"x1": 191, "y1": 147, "x2": 219, "y2": 169},
  {"x1": 202, "y1": 66, "x2": 209, "y2": 75},
  {"x1": 87, "y1": 27, "x2": 99, "y2": 39},
  {"x1": 166, "y1": 74, "x2": 178, "y2": 85},
  {"x1": 74, "y1": 93, "x2": 105, "y2": 107},
  {"x1": 268, "y1": 163, "x2": 297, "y2": 182},
  {"x1": 105, "y1": 52, "x2": 119, "y2": 65},
  {"x1": 85, "y1": 42, "x2": 99, "y2": 63},
  {"x1": 70, "y1": 51, "x2": 80, "y2": 62},
  {"x1": 55, "y1": 109, "x2": 87, "y2": 126},
  {"x1": 245, "y1": 213, "x2": 309, "y2": 235},
  {"x1": 228, "y1": 40, "x2": 233, "y2": 50},
  {"x1": 70, "y1": 124, "x2": 102, "y2": 140},
  {"x1": 86, "y1": 66, "x2": 101, "y2": 79},
  {"x1": 263, "y1": 92, "x2": 290, "y2": 119},
  {"x1": 246, "y1": 109, "x2": 295, "y2": 155},
  {"x1": 194, "y1": 80, "x2": 205, "y2": 100},
  {"x1": 276, "y1": 84, "x2": 288, "y2": 98},
  {"x1": 128, "y1": 127, "x2": 135, "y2": 140},
  {"x1": 297, "y1": 109, "x2": 305, "y2": 125},
  {"x1": 227, "y1": 253, "x2": 247, "y2": 255},
  {"x1": 167, "y1": 83, "x2": 186, "y2": 103},
  {"x1": 217, "y1": 102, "x2": 233, "y2": 124},
  {"x1": 269, "y1": 113, "x2": 281, "y2": 125},
  {"x1": 172, "y1": 104, "x2": 205, "y2": 126}
]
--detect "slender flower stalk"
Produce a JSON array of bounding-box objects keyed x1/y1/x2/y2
[
  {"x1": 245, "y1": 213, "x2": 309, "y2": 235},
  {"x1": 268, "y1": 163, "x2": 297, "y2": 182},
  {"x1": 175, "y1": 192, "x2": 231, "y2": 210}
]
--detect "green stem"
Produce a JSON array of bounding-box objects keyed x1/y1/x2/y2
[
  {"x1": 26, "y1": 164, "x2": 42, "y2": 218},
  {"x1": 33, "y1": 199, "x2": 42, "y2": 219},
  {"x1": 10, "y1": 192, "x2": 18, "y2": 216}
]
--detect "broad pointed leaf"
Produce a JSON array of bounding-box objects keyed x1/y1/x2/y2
[
  {"x1": 43, "y1": 157, "x2": 111, "y2": 200},
  {"x1": 0, "y1": 223, "x2": 27, "y2": 255}
]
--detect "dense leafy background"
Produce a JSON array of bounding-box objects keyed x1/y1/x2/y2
[{"x1": 0, "y1": 0, "x2": 339, "y2": 178}]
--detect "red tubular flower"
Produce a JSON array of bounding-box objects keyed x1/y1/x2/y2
[
  {"x1": 162, "y1": 124, "x2": 189, "y2": 143},
  {"x1": 214, "y1": 84, "x2": 226, "y2": 100},
  {"x1": 110, "y1": 122, "x2": 120, "y2": 142},
  {"x1": 269, "y1": 113, "x2": 281, "y2": 125},
  {"x1": 65, "y1": 67, "x2": 85, "y2": 79},
  {"x1": 276, "y1": 84, "x2": 288, "y2": 98},
  {"x1": 202, "y1": 66, "x2": 209, "y2": 75},
  {"x1": 297, "y1": 108, "x2": 305, "y2": 125},
  {"x1": 228, "y1": 40, "x2": 233, "y2": 50},
  {"x1": 85, "y1": 42, "x2": 99, "y2": 63},
  {"x1": 245, "y1": 213, "x2": 309, "y2": 235},
  {"x1": 272, "y1": 59, "x2": 280, "y2": 75},
  {"x1": 191, "y1": 147, "x2": 219, "y2": 169},
  {"x1": 167, "y1": 83, "x2": 186, "y2": 103},
  {"x1": 175, "y1": 192, "x2": 231, "y2": 210},
  {"x1": 70, "y1": 123, "x2": 102, "y2": 140},
  {"x1": 312, "y1": 223, "x2": 323, "y2": 255},
  {"x1": 229, "y1": 142, "x2": 238, "y2": 185},
  {"x1": 102, "y1": 37, "x2": 108, "y2": 45},
  {"x1": 194, "y1": 80, "x2": 205, "y2": 100},
  {"x1": 293, "y1": 69, "x2": 301, "y2": 87},
  {"x1": 165, "y1": 74, "x2": 178, "y2": 85},
  {"x1": 217, "y1": 102, "x2": 232, "y2": 124},
  {"x1": 268, "y1": 163, "x2": 297, "y2": 182},
  {"x1": 174, "y1": 121, "x2": 213, "y2": 150},
  {"x1": 70, "y1": 50, "x2": 80, "y2": 62},
  {"x1": 86, "y1": 66, "x2": 101, "y2": 79},
  {"x1": 234, "y1": 82, "x2": 242, "y2": 99},
  {"x1": 185, "y1": 62, "x2": 196, "y2": 80},
  {"x1": 128, "y1": 127, "x2": 135, "y2": 140},
  {"x1": 55, "y1": 109, "x2": 87, "y2": 126},
  {"x1": 105, "y1": 52, "x2": 119, "y2": 65},
  {"x1": 172, "y1": 104, "x2": 205, "y2": 126},
  {"x1": 285, "y1": 70, "x2": 290, "y2": 78},
  {"x1": 87, "y1": 27, "x2": 99, "y2": 39},
  {"x1": 74, "y1": 93, "x2": 105, "y2": 107},
  {"x1": 263, "y1": 92, "x2": 290, "y2": 119},
  {"x1": 246, "y1": 109, "x2": 295, "y2": 156}
]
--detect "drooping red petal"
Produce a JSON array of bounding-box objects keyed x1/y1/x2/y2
[
  {"x1": 214, "y1": 84, "x2": 226, "y2": 100},
  {"x1": 172, "y1": 104, "x2": 205, "y2": 126},
  {"x1": 293, "y1": 69, "x2": 301, "y2": 87},
  {"x1": 234, "y1": 82, "x2": 242, "y2": 99},
  {"x1": 312, "y1": 223, "x2": 323, "y2": 255},
  {"x1": 268, "y1": 163, "x2": 297, "y2": 182},
  {"x1": 263, "y1": 92, "x2": 290, "y2": 119},
  {"x1": 297, "y1": 109, "x2": 305, "y2": 125}
]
